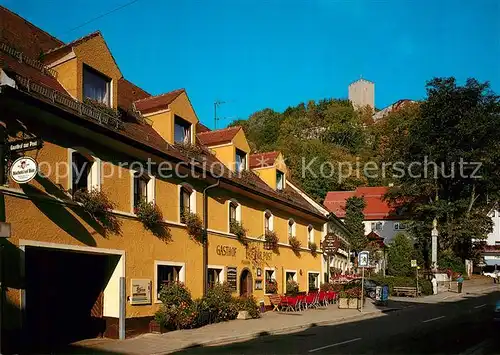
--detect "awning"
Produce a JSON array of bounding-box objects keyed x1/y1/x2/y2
[{"x1": 485, "y1": 259, "x2": 500, "y2": 266}]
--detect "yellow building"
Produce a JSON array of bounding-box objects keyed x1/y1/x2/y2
[{"x1": 0, "y1": 6, "x2": 352, "y2": 352}]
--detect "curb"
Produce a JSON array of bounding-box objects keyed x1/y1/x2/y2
[{"x1": 153, "y1": 308, "x2": 400, "y2": 355}]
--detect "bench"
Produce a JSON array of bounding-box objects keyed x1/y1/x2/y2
[{"x1": 393, "y1": 286, "x2": 421, "y2": 297}]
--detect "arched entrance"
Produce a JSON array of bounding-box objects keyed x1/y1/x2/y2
[{"x1": 239, "y1": 268, "x2": 253, "y2": 297}]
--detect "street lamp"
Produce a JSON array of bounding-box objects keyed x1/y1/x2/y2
[{"x1": 431, "y1": 218, "x2": 438, "y2": 272}]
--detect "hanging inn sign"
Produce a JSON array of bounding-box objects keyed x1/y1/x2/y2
[{"x1": 322, "y1": 233, "x2": 342, "y2": 256}]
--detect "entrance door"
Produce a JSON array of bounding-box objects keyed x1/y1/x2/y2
[
  {"x1": 25, "y1": 247, "x2": 109, "y2": 351},
  {"x1": 239, "y1": 269, "x2": 253, "y2": 297}
]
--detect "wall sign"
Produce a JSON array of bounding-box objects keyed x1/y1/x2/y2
[
  {"x1": 322, "y1": 233, "x2": 341, "y2": 255},
  {"x1": 8, "y1": 138, "x2": 43, "y2": 153},
  {"x1": 216, "y1": 245, "x2": 237, "y2": 257},
  {"x1": 10, "y1": 156, "x2": 38, "y2": 184},
  {"x1": 130, "y1": 279, "x2": 152, "y2": 305},
  {"x1": 226, "y1": 267, "x2": 237, "y2": 291}
]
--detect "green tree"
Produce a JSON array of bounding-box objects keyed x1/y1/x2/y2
[
  {"x1": 384, "y1": 78, "x2": 500, "y2": 261},
  {"x1": 344, "y1": 196, "x2": 367, "y2": 252},
  {"x1": 387, "y1": 233, "x2": 416, "y2": 277}
]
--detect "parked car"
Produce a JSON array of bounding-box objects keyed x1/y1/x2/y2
[
  {"x1": 494, "y1": 300, "x2": 500, "y2": 323},
  {"x1": 482, "y1": 267, "x2": 500, "y2": 282}
]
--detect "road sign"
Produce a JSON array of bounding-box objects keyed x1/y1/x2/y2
[
  {"x1": 411, "y1": 259, "x2": 417, "y2": 268},
  {"x1": 358, "y1": 251, "x2": 370, "y2": 268},
  {"x1": 322, "y1": 233, "x2": 341, "y2": 255}
]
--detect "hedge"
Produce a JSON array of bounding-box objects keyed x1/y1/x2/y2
[{"x1": 369, "y1": 276, "x2": 432, "y2": 296}]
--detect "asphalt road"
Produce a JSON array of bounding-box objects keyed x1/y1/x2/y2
[{"x1": 176, "y1": 291, "x2": 500, "y2": 355}]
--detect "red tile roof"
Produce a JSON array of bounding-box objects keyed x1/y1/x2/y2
[
  {"x1": 249, "y1": 151, "x2": 280, "y2": 169},
  {"x1": 0, "y1": 6, "x2": 63, "y2": 58},
  {"x1": 133, "y1": 89, "x2": 185, "y2": 115},
  {"x1": 197, "y1": 126, "x2": 241, "y2": 146},
  {"x1": 196, "y1": 122, "x2": 211, "y2": 133},
  {"x1": 324, "y1": 186, "x2": 400, "y2": 220}
]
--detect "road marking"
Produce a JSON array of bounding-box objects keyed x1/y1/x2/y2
[
  {"x1": 474, "y1": 304, "x2": 487, "y2": 309},
  {"x1": 309, "y1": 338, "x2": 362, "y2": 353},
  {"x1": 422, "y1": 316, "x2": 446, "y2": 323}
]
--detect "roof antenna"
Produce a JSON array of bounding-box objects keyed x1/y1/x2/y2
[{"x1": 214, "y1": 100, "x2": 225, "y2": 129}]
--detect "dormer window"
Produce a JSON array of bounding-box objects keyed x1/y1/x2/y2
[
  {"x1": 276, "y1": 170, "x2": 285, "y2": 190},
  {"x1": 174, "y1": 115, "x2": 192, "y2": 144},
  {"x1": 235, "y1": 149, "x2": 247, "y2": 172},
  {"x1": 83, "y1": 65, "x2": 111, "y2": 106}
]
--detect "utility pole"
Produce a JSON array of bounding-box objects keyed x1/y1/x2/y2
[{"x1": 214, "y1": 101, "x2": 225, "y2": 129}]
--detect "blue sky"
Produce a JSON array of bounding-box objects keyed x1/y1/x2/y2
[{"x1": 2, "y1": 0, "x2": 499, "y2": 128}]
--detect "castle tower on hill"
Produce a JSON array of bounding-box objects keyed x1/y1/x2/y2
[{"x1": 348, "y1": 78, "x2": 375, "y2": 110}]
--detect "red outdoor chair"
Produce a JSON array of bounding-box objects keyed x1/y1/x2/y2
[
  {"x1": 318, "y1": 291, "x2": 328, "y2": 307},
  {"x1": 305, "y1": 293, "x2": 316, "y2": 309},
  {"x1": 285, "y1": 296, "x2": 300, "y2": 312}
]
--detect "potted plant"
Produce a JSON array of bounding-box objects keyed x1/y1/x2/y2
[
  {"x1": 265, "y1": 278, "x2": 278, "y2": 294},
  {"x1": 308, "y1": 241, "x2": 318, "y2": 257},
  {"x1": 230, "y1": 220, "x2": 247, "y2": 245},
  {"x1": 289, "y1": 236, "x2": 301, "y2": 255},
  {"x1": 338, "y1": 287, "x2": 362, "y2": 309},
  {"x1": 135, "y1": 200, "x2": 171, "y2": 240},
  {"x1": 73, "y1": 188, "x2": 121, "y2": 234},
  {"x1": 182, "y1": 211, "x2": 204, "y2": 243},
  {"x1": 286, "y1": 280, "x2": 299, "y2": 296},
  {"x1": 264, "y1": 230, "x2": 279, "y2": 252}
]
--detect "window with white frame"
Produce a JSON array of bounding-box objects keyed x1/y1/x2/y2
[
  {"x1": 155, "y1": 261, "x2": 185, "y2": 300},
  {"x1": 308, "y1": 272, "x2": 320, "y2": 292},
  {"x1": 174, "y1": 115, "x2": 192, "y2": 144},
  {"x1": 264, "y1": 268, "x2": 277, "y2": 294},
  {"x1": 285, "y1": 270, "x2": 297, "y2": 282},
  {"x1": 264, "y1": 210, "x2": 274, "y2": 232},
  {"x1": 394, "y1": 222, "x2": 407, "y2": 230},
  {"x1": 83, "y1": 65, "x2": 111, "y2": 106},
  {"x1": 276, "y1": 170, "x2": 285, "y2": 190},
  {"x1": 235, "y1": 149, "x2": 247, "y2": 172},
  {"x1": 132, "y1": 171, "x2": 155, "y2": 209},
  {"x1": 307, "y1": 225, "x2": 314, "y2": 244},
  {"x1": 179, "y1": 184, "x2": 195, "y2": 222},
  {"x1": 207, "y1": 267, "x2": 224, "y2": 288},
  {"x1": 371, "y1": 222, "x2": 383, "y2": 231},
  {"x1": 288, "y1": 218, "x2": 296, "y2": 238},
  {"x1": 70, "y1": 150, "x2": 100, "y2": 194}
]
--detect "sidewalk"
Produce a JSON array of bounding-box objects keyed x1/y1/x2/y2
[
  {"x1": 76, "y1": 301, "x2": 398, "y2": 355},
  {"x1": 76, "y1": 280, "x2": 499, "y2": 355}
]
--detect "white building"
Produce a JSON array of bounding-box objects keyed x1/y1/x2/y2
[
  {"x1": 324, "y1": 186, "x2": 406, "y2": 246},
  {"x1": 348, "y1": 78, "x2": 375, "y2": 110}
]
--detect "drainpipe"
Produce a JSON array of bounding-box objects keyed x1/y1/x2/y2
[
  {"x1": 0, "y1": 120, "x2": 6, "y2": 186},
  {"x1": 203, "y1": 179, "x2": 219, "y2": 296}
]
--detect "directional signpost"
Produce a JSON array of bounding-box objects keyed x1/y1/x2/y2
[
  {"x1": 322, "y1": 233, "x2": 341, "y2": 282},
  {"x1": 358, "y1": 251, "x2": 370, "y2": 312}
]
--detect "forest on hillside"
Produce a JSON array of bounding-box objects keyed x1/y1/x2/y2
[{"x1": 230, "y1": 77, "x2": 500, "y2": 262}]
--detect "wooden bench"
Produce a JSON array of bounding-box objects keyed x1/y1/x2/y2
[
  {"x1": 393, "y1": 286, "x2": 420, "y2": 297},
  {"x1": 268, "y1": 295, "x2": 282, "y2": 311}
]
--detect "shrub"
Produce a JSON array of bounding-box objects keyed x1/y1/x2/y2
[
  {"x1": 286, "y1": 280, "x2": 299, "y2": 295},
  {"x1": 264, "y1": 230, "x2": 279, "y2": 252},
  {"x1": 74, "y1": 188, "x2": 121, "y2": 234},
  {"x1": 235, "y1": 295, "x2": 261, "y2": 319},
  {"x1": 439, "y1": 250, "x2": 466, "y2": 275},
  {"x1": 265, "y1": 278, "x2": 278, "y2": 294},
  {"x1": 203, "y1": 282, "x2": 238, "y2": 323},
  {"x1": 289, "y1": 236, "x2": 301, "y2": 254},
  {"x1": 183, "y1": 211, "x2": 204, "y2": 243},
  {"x1": 230, "y1": 220, "x2": 247, "y2": 245},
  {"x1": 369, "y1": 276, "x2": 433, "y2": 296},
  {"x1": 339, "y1": 287, "x2": 362, "y2": 299},
  {"x1": 156, "y1": 282, "x2": 196, "y2": 330},
  {"x1": 320, "y1": 282, "x2": 342, "y2": 292},
  {"x1": 158, "y1": 281, "x2": 192, "y2": 307},
  {"x1": 135, "y1": 200, "x2": 171, "y2": 240},
  {"x1": 308, "y1": 241, "x2": 318, "y2": 256}
]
